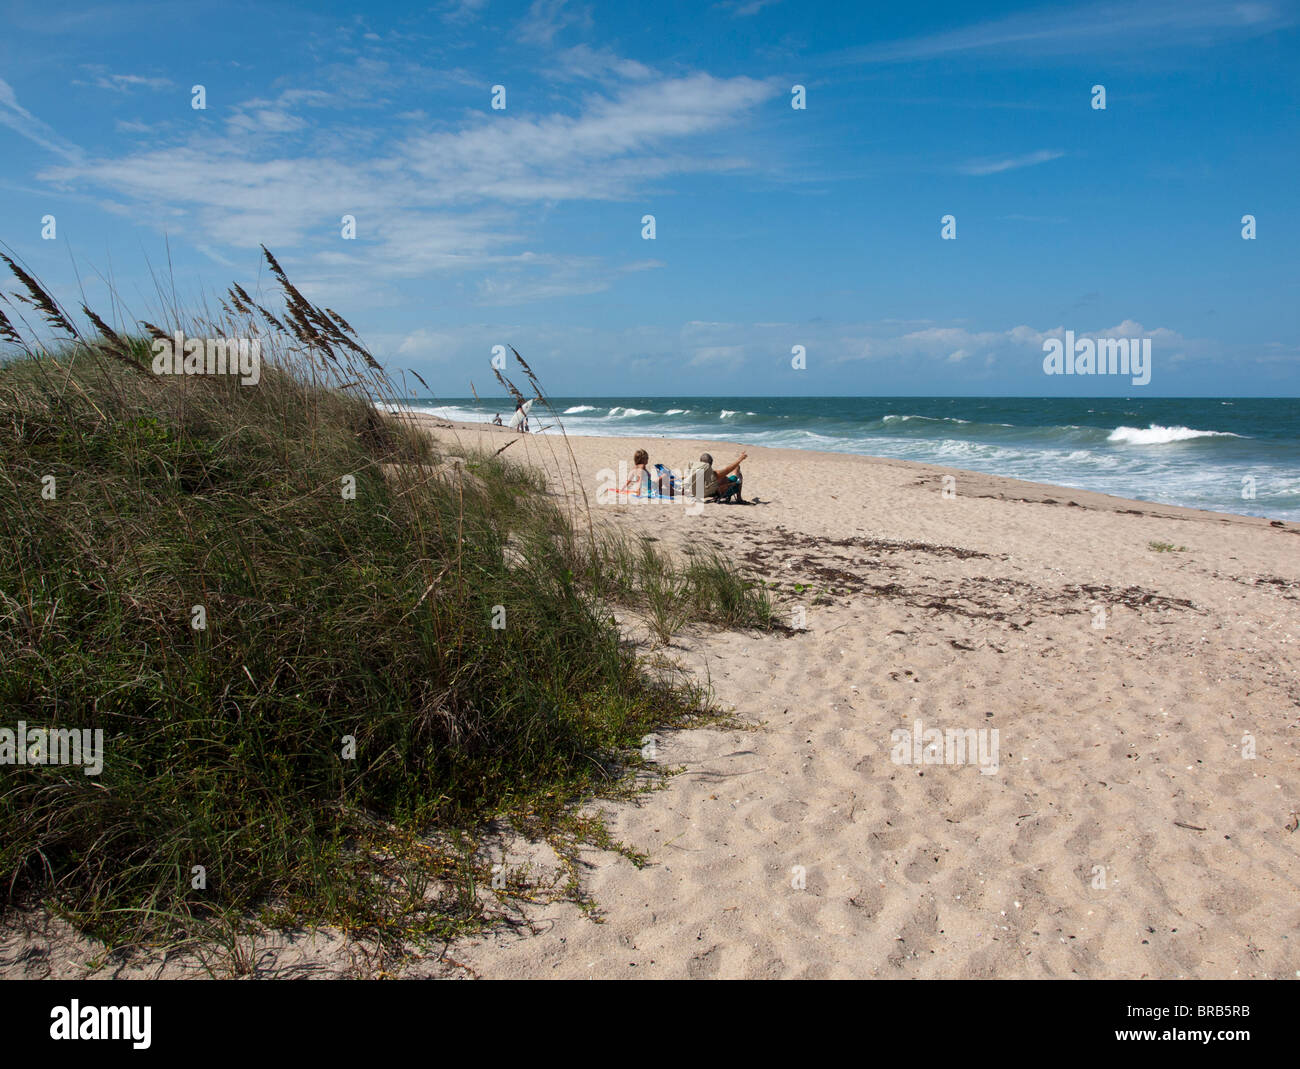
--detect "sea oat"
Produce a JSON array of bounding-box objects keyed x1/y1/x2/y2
[{"x1": 2, "y1": 253, "x2": 79, "y2": 338}]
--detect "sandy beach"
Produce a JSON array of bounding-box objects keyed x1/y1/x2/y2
[
  {"x1": 420, "y1": 416, "x2": 1300, "y2": 980},
  {"x1": 5, "y1": 0, "x2": 1300, "y2": 1007},
  {"x1": 4, "y1": 417, "x2": 1297, "y2": 981}
]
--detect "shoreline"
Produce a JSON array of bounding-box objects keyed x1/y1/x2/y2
[
  {"x1": 389, "y1": 393, "x2": 1300, "y2": 525},
  {"x1": 417, "y1": 414, "x2": 1293, "y2": 531}
]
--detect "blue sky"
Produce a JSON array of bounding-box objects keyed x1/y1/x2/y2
[{"x1": 1, "y1": 0, "x2": 1297, "y2": 396}]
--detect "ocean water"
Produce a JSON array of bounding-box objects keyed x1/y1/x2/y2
[{"x1": 401, "y1": 396, "x2": 1300, "y2": 521}]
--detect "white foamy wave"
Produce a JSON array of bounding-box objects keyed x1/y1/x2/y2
[
  {"x1": 607, "y1": 407, "x2": 655, "y2": 418},
  {"x1": 883, "y1": 413, "x2": 969, "y2": 425},
  {"x1": 1107, "y1": 424, "x2": 1239, "y2": 445},
  {"x1": 933, "y1": 439, "x2": 1019, "y2": 461},
  {"x1": 391, "y1": 403, "x2": 483, "y2": 423},
  {"x1": 663, "y1": 408, "x2": 689, "y2": 415},
  {"x1": 564, "y1": 405, "x2": 596, "y2": 414}
]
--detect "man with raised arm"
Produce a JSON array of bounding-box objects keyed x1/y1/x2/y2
[{"x1": 690, "y1": 451, "x2": 748, "y2": 504}]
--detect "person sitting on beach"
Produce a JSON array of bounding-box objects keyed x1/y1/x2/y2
[
  {"x1": 491, "y1": 413, "x2": 503, "y2": 426},
  {"x1": 624, "y1": 449, "x2": 652, "y2": 496},
  {"x1": 690, "y1": 451, "x2": 748, "y2": 503}
]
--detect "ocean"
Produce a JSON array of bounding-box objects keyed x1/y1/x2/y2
[{"x1": 402, "y1": 396, "x2": 1300, "y2": 522}]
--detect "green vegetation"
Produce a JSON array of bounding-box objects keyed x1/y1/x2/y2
[
  {"x1": 0, "y1": 248, "x2": 773, "y2": 956},
  {"x1": 590, "y1": 532, "x2": 777, "y2": 643},
  {"x1": 1147, "y1": 541, "x2": 1188, "y2": 553}
]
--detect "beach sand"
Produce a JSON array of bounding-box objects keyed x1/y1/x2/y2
[
  {"x1": 4, "y1": 417, "x2": 1297, "y2": 979},
  {"x1": 422, "y1": 416, "x2": 1300, "y2": 980}
]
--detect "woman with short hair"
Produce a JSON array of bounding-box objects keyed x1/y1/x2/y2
[{"x1": 624, "y1": 448, "x2": 652, "y2": 496}]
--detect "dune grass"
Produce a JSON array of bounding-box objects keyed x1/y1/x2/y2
[
  {"x1": 0, "y1": 247, "x2": 773, "y2": 955},
  {"x1": 589, "y1": 532, "x2": 777, "y2": 643}
]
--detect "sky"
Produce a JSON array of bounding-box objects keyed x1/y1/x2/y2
[{"x1": 1, "y1": 0, "x2": 1297, "y2": 396}]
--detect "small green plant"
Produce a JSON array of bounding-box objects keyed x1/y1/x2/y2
[
  {"x1": 581, "y1": 532, "x2": 774, "y2": 644},
  {"x1": 1148, "y1": 541, "x2": 1187, "y2": 553}
]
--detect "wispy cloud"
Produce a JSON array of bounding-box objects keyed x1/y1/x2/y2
[
  {"x1": 1003, "y1": 212, "x2": 1068, "y2": 223},
  {"x1": 37, "y1": 68, "x2": 776, "y2": 306},
  {"x1": 511, "y1": 316, "x2": 1203, "y2": 383},
  {"x1": 716, "y1": 0, "x2": 783, "y2": 17},
  {"x1": 76, "y1": 70, "x2": 174, "y2": 93},
  {"x1": 440, "y1": 0, "x2": 489, "y2": 25},
  {"x1": 550, "y1": 44, "x2": 656, "y2": 81},
  {"x1": 0, "y1": 77, "x2": 81, "y2": 161},
  {"x1": 827, "y1": 1, "x2": 1293, "y2": 64},
  {"x1": 689, "y1": 344, "x2": 746, "y2": 369},
  {"x1": 830, "y1": 319, "x2": 1193, "y2": 369},
  {"x1": 958, "y1": 149, "x2": 1064, "y2": 176},
  {"x1": 518, "y1": 0, "x2": 592, "y2": 45},
  {"x1": 476, "y1": 258, "x2": 611, "y2": 305}
]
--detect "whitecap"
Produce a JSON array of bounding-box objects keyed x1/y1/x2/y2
[{"x1": 1107, "y1": 424, "x2": 1240, "y2": 445}]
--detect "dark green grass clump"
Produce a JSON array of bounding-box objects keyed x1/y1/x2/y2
[{"x1": 0, "y1": 250, "x2": 770, "y2": 951}]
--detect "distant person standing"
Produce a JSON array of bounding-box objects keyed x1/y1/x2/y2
[{"x1": 514, "y1": 399, "x2": 529, "y2": 433}]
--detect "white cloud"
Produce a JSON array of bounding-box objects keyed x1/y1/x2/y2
[
  {"x1": 38, "y1": 70, "x2": 776, "y2": 308},
  {"x1": 827, "y1": 1, "x2": 1293, "y2": 65},
  {"x1": 957, "y1": 149, "x2": 1064, "y2": 176},
  {"x1": 0, "y1": 76, "x2": 81, "y2": 161},
  {"x1": 821, "y1": 319, "x2": 1195, "y2": 371},
  {"x1": 518, "y1": 0, "x2": 591, "y2": 45},
  {"x1": 89, "y1": 72, "x2": 173, "y2": 92},
  {"x1": 396, "y1": 328, "x2": 463, "y2": 359},
  {"x1": 440, "y1": 0, "x2": 489, "y2": 24},
  {"x1": 689, "y1": 344, "x2": 745, "y2": 369},
  {"x1": 352, "y1": 316, "x2": 1225, "y2": 393},
  {"x1": 397, "y1": 74, "x2": 774, "y2": 202},
  {"x1": 715, "y1": 0, "x2": 782, "y2": 17},
  {"x1": 551, "y1": 44, "x2": 656, "y2": 81}
]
